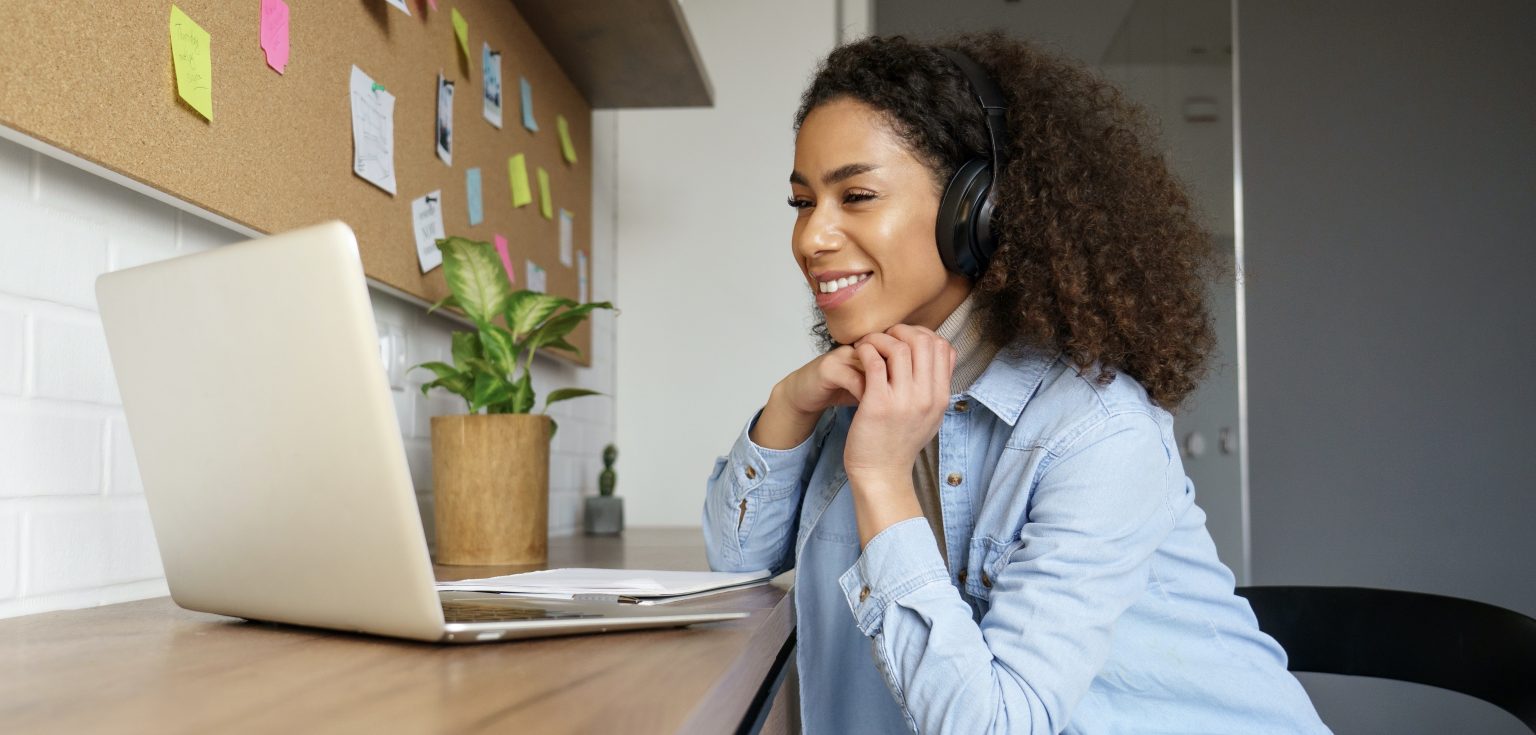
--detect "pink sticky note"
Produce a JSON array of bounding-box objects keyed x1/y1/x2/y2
[
  {"x1": 428, "y1": 0, "x2": 439, "y2": 10},
  {"x1": 494, "y1": 234, "x2": 516, "y2": 284},
  {"x1": 259, "y1": 0, "x2": 290, "y2": 74}
]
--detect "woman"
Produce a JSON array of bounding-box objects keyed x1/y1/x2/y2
[{"x1": 702, "y1": 32, "x2": 1327, "y2": 734}]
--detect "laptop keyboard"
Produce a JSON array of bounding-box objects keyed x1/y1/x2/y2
[{"x1": 441, "y1": 600, "x2": 606, "y2": 623}]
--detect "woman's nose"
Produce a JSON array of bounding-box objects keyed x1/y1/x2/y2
[{"x1": 795, "y1": 206, "x2": 844, "y2": 259}]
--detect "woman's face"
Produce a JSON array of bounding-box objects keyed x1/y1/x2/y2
[{"x1": 790, "y1": 97, "x2": 972, "y2": 346}]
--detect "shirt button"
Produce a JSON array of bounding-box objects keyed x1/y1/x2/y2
[
  {"x1": 744, "y1": 465, "x2": 757, "y2": 479},
  {"x1": 981, "y1": 572, "x2": 992, "y2": 589},
  {"x1": 945, "y1": 472, "x2": 963, "y2": 487},
  {"x1": 957, "y1": 569, "x2": 968, "y2": 585},
  {"x1": 953, "y1": 400, "x2": 970, "y2": 413},
  {"x1": 859, "y1": 585, "x2": 870, "y2": 603}
]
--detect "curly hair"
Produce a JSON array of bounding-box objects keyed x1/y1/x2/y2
[{"x1": 794, "y1": 31, "x2": 1220, "y2": 411}]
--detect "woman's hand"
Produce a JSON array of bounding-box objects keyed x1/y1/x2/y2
[
  {"x1": 750, "y1": 346, "x2": 868, "y2": 450},
  {"x1": 844, "y1": 324, "x2": 957, "y2": 484}
]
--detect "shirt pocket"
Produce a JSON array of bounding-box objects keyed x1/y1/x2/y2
[{"x1": 964, "y1": 535, "x2": 1023, "y2": 605}]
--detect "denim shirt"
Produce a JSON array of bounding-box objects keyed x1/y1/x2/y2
[{"x1": 702, "y1": 342, "x2": 1329, "y2": 734}]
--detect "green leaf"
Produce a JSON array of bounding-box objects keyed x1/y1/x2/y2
[
  {"x1": 411, "y1": 361, "x2": 461, "y2": 381},
  {"x1": 548, "y1": 416, "x2": 558, "y2": 441},
  {"x1": 470, "y1": 372, "x2": 515, "y2": 412},
  {"x1": 525, "y1": 310, "x2": 586, "y2": 352},
  {"x1": 426, "y1": 293, "x2": 458, "y2": 315},
  {"x1": 480, "y1": 325, "x2": 518, "y2": 376},
  {"x1": 543, "y1": 388, "x2": 602, "y2": 411},
  {"x1": 509, "y1": 371, "x2": 535, "y2": 414},
  {"x1": 451, "y1": 331, "x2": 482, "y2": 368},
  {"x1": 421, "y1": 373, "x2": 473, "y2": 402},
  {"x1": 505, "y1": 292, "x2": 576, "y2": 340},
  {"x1": 543, "y1": 337, "x2": 582, "y2": 358},
  {"x1": 438, "y1": 237, "x2": 512, "y2": 325}
]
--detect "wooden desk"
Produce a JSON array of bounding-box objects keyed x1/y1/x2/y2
[{"x1": 0, "y1": 528, "x2": 799, "y2": 734}]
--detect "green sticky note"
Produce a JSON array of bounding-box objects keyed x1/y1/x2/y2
[
  {"x1": 451, "y1": 8, "x2": 471, "y2": 64},
  {"x1": 556, "y1": 114, "x2": 577, "y2": 164},
  {"x1": 508, "y1": 154, "x2": 531, "y2": 207},
  {"x1": 168, "y1": 5, "x2": 213, "y2": 120},
  {"x1": 536, "y1": 166, "x2": 553, "y2": 220}
]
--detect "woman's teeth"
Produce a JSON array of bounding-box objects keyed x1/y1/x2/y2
[{"x1": 818, "y1": 273, "x2": 870, "y2": 294}]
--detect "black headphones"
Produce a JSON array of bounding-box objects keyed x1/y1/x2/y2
[{"x1": 934, "y1": 48, "x2": 1010, "y2": 280}]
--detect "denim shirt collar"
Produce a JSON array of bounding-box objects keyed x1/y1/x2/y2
[{"x1": 962, "y1": 340, "x2": 1058, "y2": 426}]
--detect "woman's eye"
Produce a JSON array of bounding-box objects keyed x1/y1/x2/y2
[{"x1": 787, "y1": 196, "x2": 812, "y2": 210}]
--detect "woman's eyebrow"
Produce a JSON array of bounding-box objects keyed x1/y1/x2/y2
[{"x1": 788, "y1": 162, "x2": 881, "y2": 187}]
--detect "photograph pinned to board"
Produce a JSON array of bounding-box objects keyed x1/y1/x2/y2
[
  {"x1": 259, "y1": 0, "x2": 289, "y2": 75},
  {"x1": 436, "y1": 72, "x2": 454, "y2": 166},
  {"x1": 349, "y1": 65, "x2": 396, "y2": 195},
  {"x1": 558, "y1": 209, "x2": 573, "y2": 267},
  {"x1": 494, "y1": 234, "x2": 516, "y2": 285},
  {"x1": 525, "y1": 259, "x2": 547, "y2": 294},
  {"x1": 520, "y1": 77, "x2": 538, "y2": 132},
  {"x1": 168, "y1": 5, "x2": 213, "y2": 121},
  {"x1": 578, "y1": 250, "x2": 588, "y2": 303},
  {"x1": 383, "y1": 0, "x2": 411, "y2": 15},
  {"x1": 466, "y1": 167, "x2": 483, "y2": 226},
  {"x1": 412, "y1": 190, "x2": 446, "y2": 272},
  {"x1": 482, "y1": 43, "x2": 503, "y2": 128}
]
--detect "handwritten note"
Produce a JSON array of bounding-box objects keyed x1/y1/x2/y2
[
  {"x1": 519, "y1": 77, "x2": 538, "y2": 132},
  {"x1": 482, "y1": 43, "x2": 503, "y2": 129},
  {"x1": 494, "y1": 234, "x2": 516, "y2": 285},
  {"x1": 466, "y1": 168, "x2": 483, "y2": 225},
  {"x1": 412, "y1": 190, "x2": 446, "y2": 273},
  {"x1": 508, "y1": 154, "x2": 531, "y2": 207},
  {"x1": 451, "y1": 9, "x2": 471, "y2": 64},
  {"x1": 259, "y1": 0, "x2": 289, "y2": 74},
  {"x1": 526, "y1": 259, "x2": 547, "y2": 294},
  {"x1": 556, "y1": 114, "x2": 577, "y2": 164},
  {"x1": 169, "y1": 6, "x2": 213, "y2": 120},
  {"x1": 537, "y1": 166, "x2": 552, "y2": 220},
  {"x1": 558, "y1": 209, "x2": 573, "y2": 266},
  {"x1": 349, "y1": 66, "x2": 397, "y2": 195},
  {"x1": 577, "y1": 250, "x2": 588, "y2": 303}
]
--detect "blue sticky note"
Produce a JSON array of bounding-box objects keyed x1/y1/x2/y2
[
  {"x1": 466, "y1": 167, "x2": 484, "y2": 226},
  {"x1": 520, "y1": 76, "x2": 538, "y2": 132}
]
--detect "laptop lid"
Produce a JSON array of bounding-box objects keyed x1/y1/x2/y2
[{"x1": 96, "y1": 221, "x2": 447, "y2": 641}]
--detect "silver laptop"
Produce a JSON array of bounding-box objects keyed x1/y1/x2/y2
[{"x1": 95, "y1": 220, "x2": 746, "y2": 643}]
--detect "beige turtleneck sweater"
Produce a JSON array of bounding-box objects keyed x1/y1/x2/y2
[{"x1": 913, "y1": 291, "x2": 998, "y2": 568}]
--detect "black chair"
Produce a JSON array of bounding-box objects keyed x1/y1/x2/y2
[{"x1": 1235, "y1": 585, "x2": 1536, "y2": 732}]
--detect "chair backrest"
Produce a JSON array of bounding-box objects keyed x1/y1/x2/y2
[{"x1": 1236, "y1": 585, "x2": 1536, "y2": 732}]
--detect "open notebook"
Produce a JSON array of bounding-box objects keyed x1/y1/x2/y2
[{"x1": 436, "y1": 568, "x2": 774, "y2": 605}]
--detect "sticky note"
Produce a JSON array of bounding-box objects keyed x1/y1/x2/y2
[
  {"x1": 556, "y1": 115, "x2": 577, "y2": 164},
  {"x1": 383, "y1": 0, "x2": 412, "y2": 15},
  {"x1": 536, "y1": 167, "x2": 553, "y2": 220},
  {"x1": 259, "y1": 0, "x2": 289, "y2": 74},
  {"x1": 411, "y1": 190, "x2": 446, "y2": 273},
  {"x1": 494, "y1": 234, "x2": 515, "y2": 284},
  {"x1": 577, "y1": 250, "x2": 588, "y2": 303},
  {"x1": 349, "y1": 65, "x2": 397, "y2": 195},
  {"x1": 508, "y1": 154, "x2": 531, "y2": 207},
  {"x1": 169, "y1": 6, "x2": 213, "y2": 120},
  {"x1": 466, "y1": 168, "x2": 483, "y2": 225},
  {"x1": 526, "y1": 259, "x2": 547, "y2": 294},
  {"x1": 428, "y1": 0, "x2": 439, "y2": 9},
  {"x1": 558, "y1": 209, "x2": 573, "y2": 267},
  {"x1": 520, "y1": 77, "x2": 538, "y2": 132},
  {"x1": 451, "y1": 9, "x2": 471, "y2": 64}
]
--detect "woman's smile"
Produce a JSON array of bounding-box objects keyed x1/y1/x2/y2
[{"x1": 813, "y1": 271, "x2": 873, "y2": 309}]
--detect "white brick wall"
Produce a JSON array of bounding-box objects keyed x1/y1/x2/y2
[{"x1": 0, "y1": 120, "x2": 620, "y2": 618}]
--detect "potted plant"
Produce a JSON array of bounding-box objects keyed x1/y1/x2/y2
[
  {"x1": 413, "y1": 236, "x2": 614, "y2": 566},
  {"x1": 583, "y1": 444, "x2": 622, "y2": 535}
]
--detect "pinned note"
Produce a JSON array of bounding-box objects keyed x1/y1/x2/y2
[
  {"x1": 558, "y1": 209, "x2": 573, "y2": 267},
  {"x1": 451, "y1": 9, "x2": 471, "y2": 64},
  {"x1": 526, "y1": 259, "x2": 547, "y2": 294},
  {"x1": 508, "y1": 154, "x2": 531, "y2": 207},
  {"x1": 435, "y1": 72, "x2": 455, "y2": 166},
  {"x1": 482, "y1": 43, "x2": 503, "y2": 129},
  {"x1": 259, "y1": 0, "x2": 289, "y2": 74},
  {"x1": 169, "y1": 6, "x2": 213, "y2": 120},
  {"x1": 494, "y1": 234, "x2": 516, "y2": 285},
  {"x1": 350, "y1": 66, "x2": 397, "y2": 195},
  {"x1": 383, "y1": 0, "x2": 412, "y2": 15},
  {"x1": 428, "y1": 0, "x2": 439, "y2": 9},
  {"x1": 556, "y1": 114, "x2": 577, "y2": 164},
  {"x1": 519, "y1": 77, "x2": 538, "y2": 132},
  {"x1": 466, "y1": 168, "x2": 483, "y2": 225},
  {"x1": 536, "y1": 167, "x2": 552, "y2": 220},
  {"x1": 412, "y1": 190, "x2": 446, "y2": 273},
  {"x1": 577, "y1": 250, "x2": 588, "y2": 303}
]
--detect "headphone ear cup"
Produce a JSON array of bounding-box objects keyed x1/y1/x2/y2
[{"x1": 936, "y1": 158, "x2": 994, "y2": 278}]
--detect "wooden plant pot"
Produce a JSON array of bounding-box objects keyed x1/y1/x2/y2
[{"x1": 431, "y1": 413, "x2": 550, "y2": 566}]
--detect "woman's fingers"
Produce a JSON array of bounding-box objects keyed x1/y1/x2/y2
[
  {"x1": 855, "y1": 343, "x2": 888, "y2": 396},
  {"x1": 856, "y1": 332, "x2": 911, "y2": 391}
]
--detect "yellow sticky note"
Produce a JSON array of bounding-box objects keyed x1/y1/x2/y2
[
  {"x1": 451, "y1": 8, "x2": 471, "y2": 64},
  {"x1": 508, "y1": 154, "x2": 532, "y2": 208},
  {"x1": 556, "y1": 114, "x2": 577, "y2": 164},
  {"x1": 168, "y1": 6, "x2": 213, "y2": 120},
  {"x1": 536, "y1": 166, "x2": 553, "y2": 220}
]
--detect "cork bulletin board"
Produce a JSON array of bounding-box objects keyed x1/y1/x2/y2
[{"x1": 0, "y1": 1, "x2": 595, "y2": 364}]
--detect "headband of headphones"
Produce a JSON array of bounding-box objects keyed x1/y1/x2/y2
[{"x1": 935, "y1": 48, "x2": 1009, "y2": 197}]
